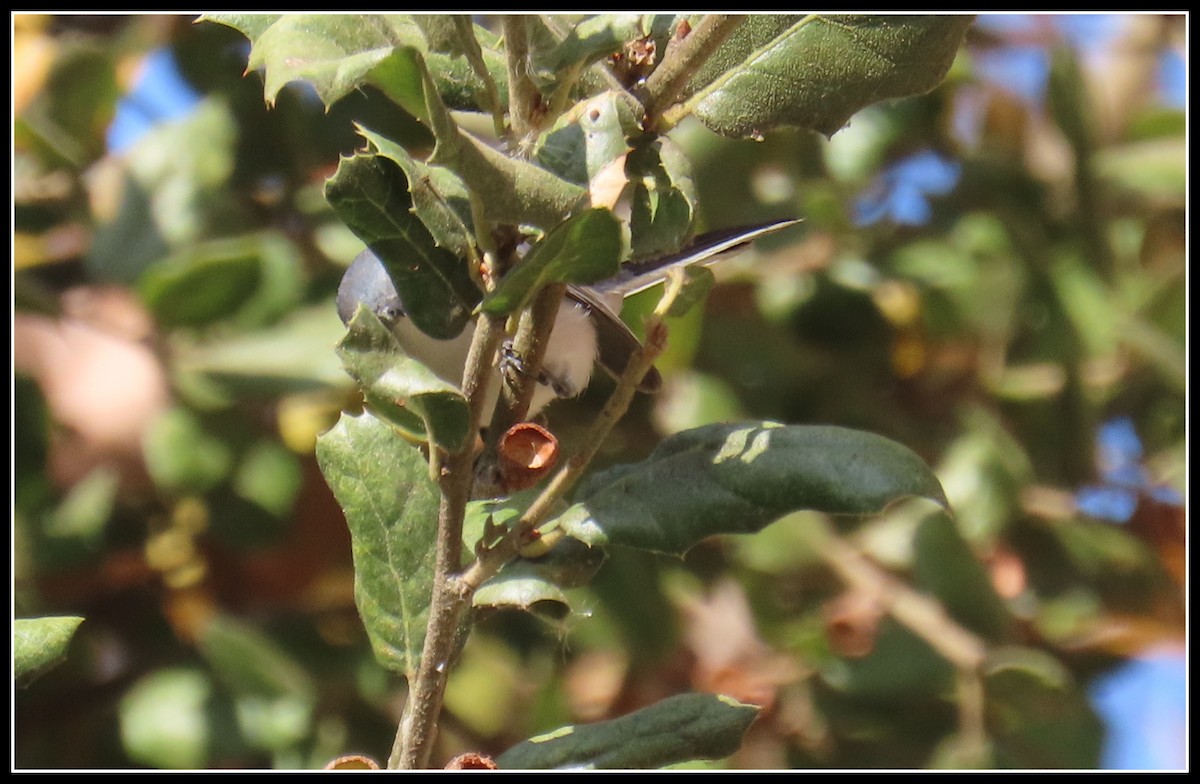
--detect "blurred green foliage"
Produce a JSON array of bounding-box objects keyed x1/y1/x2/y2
[{"x1": 13, "y1": 13, "x2": 1185, "y2": 771}]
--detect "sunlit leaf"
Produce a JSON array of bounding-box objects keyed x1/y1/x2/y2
[
  {"x1": 201, "y1": 13, "x2": 507, "y2": 114},
  {"x1": 13, "y1": 616, "x2": 84, "y2": 684},
  {"x1": 554, "y1": 422, "x2": 948, "y2": 555},
  {"x1": 143, "y1": 407, "x2": 233, "y2": 495},
  {"x1": 171, "y1": 303, "x2": 350, "y2": 397},
  {"x1": 680, "y1": 15, "x2": 974, "y2": 138},
  {"x1": 535, "y1": 90, "x2": 638, "y2": 187},
  {"x1": 480, "y1": 208, "x2": 623, "y2": 315},
  {"x1": 314, "y1": 411, "x2": 439, "y2": 679}
]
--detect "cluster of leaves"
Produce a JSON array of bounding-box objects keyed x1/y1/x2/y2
[{"x1": 13, "y1": 13, "x2": 1184, "y2": 772}]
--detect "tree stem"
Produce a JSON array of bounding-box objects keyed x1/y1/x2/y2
[{"x1": 391, "y1": 312, "x2": 505, "y2": 770}]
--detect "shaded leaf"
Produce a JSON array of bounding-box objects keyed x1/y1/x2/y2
[
  {"x1": 325, "y1": 151, "x2": 479, "y2": 339},
  {"x1": 336, "y1": 305, "x2": 471, "y2": 451},
  {"x1": 984, "y1": 647, "x2": 1104, "y2": 768},
  {"x1": 138, "y1": 232, "x2": 304, "y2": 329},
  {"x1": 14, "y1": 616, "x2": 84, "y2": 684},
  {"x1": 474, "y1": 536, "x2": 607, "y2": 619},
  {"x1": 480, "y1": 208, "x2": 623, "y2": 315},
  {"x1": 682, "y1": 15, "x2": 974, "y2": 139},
  {"x1": 87, "y1": 98, "x2": 240, "y2": 284},
  {"x1": 357, "y1": 125, "x2": 476, "y2": 259},
  {"x1": 662, "y1": 266, "x2": 716, "y2": 319},
  {"x1": 555, "y1": 422, "x2": 948, "y2": 555},
  {"x1": 912, "y1": 512, "x2": 1012, "y2": 642},
  {"x1": 497, "y1": 692, "x2": 760, "y2": 770},
  {"x1": 198, "y1": 614, "x2": 317, "y2": 753},
  {"x1": 314, "y1": 412, "x2": 439, "y2": 679},
  {"x1": 172, "y1": 303, "x2": 350, "y2": 397},
  {"x1": 627, "y1": 136, "x2": 696, "y2": 258}
]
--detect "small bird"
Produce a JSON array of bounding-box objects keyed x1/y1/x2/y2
[{"x1": 336, "y1": 218, "x2": 799, "y2": 417}]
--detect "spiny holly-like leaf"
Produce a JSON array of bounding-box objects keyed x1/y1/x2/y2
[
  {"x1": 14, "y1": 616, "x2": 84, "y2": 685},
  {"x1": 626, "y1": 136, "x2": 696, "y2": 258},
  {"x1": 356, "y1": 126, "x2": 476, "y2": 260},
  {"x1": 314, "y1": 412, "x2": 439, "y2": 680},
  {"x1": 201, "y1": 13, "x2": 506, "y2": 114},
  {"x1": 325, "y1": 151, "x2": 479, "y2": 339},
  {"x1": 679, "y1": 14, "x2": 974, "y2": 139},
  {"x1": 554, "y1": 422, "x2": 948, "y2": 555},
  {"x1": 480, "y1": 208, "x2": 623, "y2": 315},
  {"x1": 411, "y1": 50, "x2": 588, "y2": 229},
  {"x1": 497, "y1": 692, "x2": 760, "y2": 770},
  {"x1": 336, "y1": 306, "x2": 470, "y2": 451}
]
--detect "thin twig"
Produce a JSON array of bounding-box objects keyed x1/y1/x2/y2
[
  {"x1": 486, "y1": 282, "x2": 566, "y2": 442},
  {"x1": 453, "y1": 16, "x2": 507, "y2": 139},
  {"x1": 461, "y1": 277, "x2": 678, "y2": 592},
  {"x1": 808, "y1": 519, "x2": 988, "y2": 672},
  {"x1": 502, "y1": 15, "x2": 542, "y2": 142},
  {"x1": 639, "y1": 15, "x2": 744, "y2": 130}
]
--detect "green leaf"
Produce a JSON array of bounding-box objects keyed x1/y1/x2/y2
[
  {"x1": 497, "y1": 692, "x2": 760, "y2": 770},
  {"x1": 198, "y1": 614, "x2": 317, "y2": 753},
  {"x1": 232, "y1": 441, "x2": 303, "y2": 519},
  {"x1": 119, "y1": 668, "x2": 217, "y2": 769},
  {"x1": 138, "y1": 233, "x2": 304, "y2": 329},
  {"x1": 315, "y1": 411, "x2": 440, "y2": 679},
  {"x1": 474, "y1": 536, "x2": 607, "y2": 620},
  {"x1": 661, "y1": 266, "x2": 716, "y2": 319},
  {"x1": 14, "y1": 616, "x2": 84, "y2": 684},
  {"x1": 627, "y1": 137, "x2": 696, "y2": 258},
  {"x1": 325, "y1": 151, "x2": 479, "y2": 339},
  {"x1": 143, "y1": 407, "x2": 233, "y2": 495},
  {"x1": 533, "y1": 14, "x2": 677, "y2": 83},
  {"x1": 535, "y1": 90, "x2": 639, "y2": 186},
  {"x1": 480, "y1": 208, "x2": 623, "y2": 315},
  {"x1": 912, "y1": 513, "x2": 1012, "y2": 642},
  {"x1": 202, "y1": 13, "x2": 507, "y2": 114},
  {"x1": 87, "y1": 98, "x2": 240, "y2": 284},
  {"x1": 413, "y1": 15, "x2": 461, "y2": 53},
  {"x1": 336, "y1": 306, "x2": 471, "y2": 451},
  {"x1": 356, "y1": 125, "x2": 476, "y2": 259},
  {"x1": 984, "y1": 647, "x2": 1103, "y2": 768},
  {"x1": 681, "y1": 15, "x2": 974, "y2": 139},
  {"x1": 43, "y1": 467, "x2": 118, "y2": 543},
  {"x1": 16, "y1": 41, "x2": 119, "y2": 167},
  {"x1": 171, "y1": 303, "x2": 350, "y2": 398},
  {"x1": 554, "y1": 422, "x2": 948, "y2": 555},
  {"x1": 412, "y1": 50, "x2": 588, "y2": 229}
]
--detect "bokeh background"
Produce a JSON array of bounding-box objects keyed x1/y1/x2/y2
[{"x1": 13, "y1": 13, "x2": 1186, "y2": 770}]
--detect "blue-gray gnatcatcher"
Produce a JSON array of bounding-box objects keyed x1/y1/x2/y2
[{"x1": 336, "y1": 219, "x2": 798, "y2": 417}]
